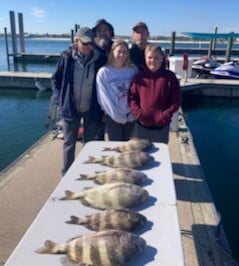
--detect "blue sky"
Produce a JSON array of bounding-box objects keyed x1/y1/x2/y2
[{"x1": 0, "y1": 0, "x2": 239, "y2": 36}]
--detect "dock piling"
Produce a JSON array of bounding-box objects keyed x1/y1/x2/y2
[
  {"x1": 225, "y1": 35, "x2": 233, "y2": 62},
  {"x1": 9, "y1": 11, "x2": 18, "y2": 59},
  {"x1": 169, "y1": 31, "x2": 176, "y2": 56},
  {"x1": 18, "y1": 12, "x2": 25, "y2": 53},
  {"x1": 4, "y1": 27, "x2": 10, "y2": 71}
]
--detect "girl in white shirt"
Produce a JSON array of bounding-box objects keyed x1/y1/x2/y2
[{"x1": 96, "y1": 40, "x2": 138, "y2": 140}]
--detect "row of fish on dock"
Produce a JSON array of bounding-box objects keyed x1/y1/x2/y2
[{"x1": 36, "y1": 138, "x2": 156, "y2": 266}]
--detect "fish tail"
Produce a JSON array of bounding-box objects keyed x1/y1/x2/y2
[
  {"x1": 83, "y1": 156, "x2": 99, "y2": 163},
  {"x1": 76, "y1": 174, "x2": 89, "y2": 181},
  {"x1": 59, "y1": 190, "x2": 77, "y2": 200},
  {"x1": 101, "y1": 147, "x2": 112, "y2": 151},
  {"x1": 35, "y1": 240, "x2": 64, "y2": 254},
  {"x1": 65, "y1": 215, "x2": 80, "y2": 225}
]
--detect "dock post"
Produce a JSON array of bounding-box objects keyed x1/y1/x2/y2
[
  {"x1": 71, "y1": 29, "x2": 74, "y2": 44},
  {"x1": 18, "y1": 12, "x2": 25, "y2": 53},
  {"x1": 4, "y1": 27, "x2": 10, "y2": 70},
  {"x1": 9, "y1": 10, "x2": 18, "y2": 60},
  {"x1": 169, "y1": 31, "x2": 176, "y2": 56},
  {"x1": 212, "y1": 26, "x2": 218, "y2": 50},
  {"x1": 74, "y1": 24, "x2": 80, "y2": 33},
  {"x1": 225, "y1": 35, "x2": 233, "y2": 62},
  {"x1": 208, "y1": 38, "x2": 213, "y2": 57}
]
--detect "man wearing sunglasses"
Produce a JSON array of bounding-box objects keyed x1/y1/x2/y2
[{"x1": 51, "y1": 27, "x2": 101, "y2": 176}]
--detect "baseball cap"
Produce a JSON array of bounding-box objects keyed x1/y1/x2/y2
[
  {"x1": 75, "y1": 27, "x2": 94, "y2": 43},
  {"x1": 132, "y1": 21, "x2": 149, "y2": 32}
]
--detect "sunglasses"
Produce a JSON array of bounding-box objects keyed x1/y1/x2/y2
[{"x1": 81, "y1": 42, "x2": 93, "y2": 46}]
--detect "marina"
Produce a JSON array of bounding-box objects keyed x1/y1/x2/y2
[{"x1": 1, "y1": 30, "x2": 239, "y2": 265}]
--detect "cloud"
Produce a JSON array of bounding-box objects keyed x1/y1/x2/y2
[{"x1": 31, "y1": 7, "x2": 47, "y2": 19}]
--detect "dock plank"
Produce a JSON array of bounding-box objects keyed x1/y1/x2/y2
[{"x1": 169, "y1": 114, "x2": 235, "y2": 265}]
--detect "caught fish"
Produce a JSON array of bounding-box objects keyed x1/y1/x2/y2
[
  {"x1": 60, "y1": 182, "x2": 149, "y2": 209},
  {"x1": 77, "y1": 168, "x2": 147, "y2": 185},
  {"x1": 84, "y1": 151, "x2": 154, "y2": 169},
  {"x1": 102, "y1": 138, "x2": 152, "y2": 152},
  {"x1": 65, "y1": 208, "x2": 147, "y2": 231},
  {"x1": 35, "y1": 229, "x2": 146, "y2": 266}
]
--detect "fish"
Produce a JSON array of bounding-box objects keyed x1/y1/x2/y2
[
  {"x1": 77, "y1": 168, "x2": 147, "y2": 185},
  {"x1": 35, "y1": 229, "x2": 146, "y2": 266},
  {"x1": 102, "y1": 138, "x2": 153, "y2": 152},
  {"x1": 60, "y1": 182, "x2": 149, "y2": 209},
  {"x1": 83, "y1": 151, "x2": 154, "y2": 169},
  {"x1": 65, "y1": 208, "x2": 147, "y2": 232}
]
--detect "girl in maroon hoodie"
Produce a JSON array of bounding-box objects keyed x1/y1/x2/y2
[{"x1": 128, "y1": 44, "x2": 181, "y2": 143}]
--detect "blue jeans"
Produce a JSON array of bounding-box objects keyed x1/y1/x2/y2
[{"x1": 62, "y1": 112, "x2": 89, "y2": 176}]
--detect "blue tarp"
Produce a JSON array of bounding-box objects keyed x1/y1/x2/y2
[{"x1": 182, "y1": 32, "x2": 239, "y2": 39}]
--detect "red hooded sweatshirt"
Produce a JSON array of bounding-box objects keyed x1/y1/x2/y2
[{"x1": 128, "y1": 67, "x2": 181, "y2": 128}]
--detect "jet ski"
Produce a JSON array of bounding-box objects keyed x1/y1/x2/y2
[
  {"x1": 192, "y1": 56, "x2": 220, "y2": 78},
  {"x1": 210, "y1": 61, "x2": 239, "y2": 79}
]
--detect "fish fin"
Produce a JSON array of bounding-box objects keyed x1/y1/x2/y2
[
  {"x1": 80, "y1": 198, "x2": 103, "y2": 209},
  {"x1": 60, "y1": 256, "x2": 96, "y2": 266},
  {"x1": 80, "y1": 198, "x2": 91, "y2": 207},
  {"x1": 35, "y1": 240, "x2": 58, "y2": 254},
  {"x1": 102, "y1": 147, "x2": 121, "y2": 152},
  {"x1": 94, "y1": 170, "x2": 104, "y2": 174},
  {"x1": 76, "y1": 174, "x2": 88, "y2": 181},
  {"x1": 83, "y1": 156, "x2": 97, "y2": 164},
  {"x1": 101, "y1": 147, "x2": 113, "y2": 151},
  {"x1": 65, "y1": 215, "x2": 80, "y2": 225},
  {"x1": 59, "y1": 190, "x2": 75, "y2": 200}
]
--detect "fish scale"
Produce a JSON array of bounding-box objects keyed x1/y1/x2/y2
[
  {"x1": 60, "y1": 183, "x2": 149, "y2": 209},
  {"x1": 84, "y1": 151, "x2": 154, "y2": 169},
  {"x1": 66, "y1": 209, "x2": 147, "y2": 231},
  {"x1": 102, "y1": 138, "x2": 152, "y2": 152},
  {"x1": 36, "y1": 230, "x2": 146, "y2": 266},
  {"x1": 78, "y1": 168, "x2": 147, "y2": 185}
]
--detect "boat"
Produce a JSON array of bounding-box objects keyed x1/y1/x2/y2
[
  {"x1": 192, "y1": 56, "x2": 220, "y2": 78},
  {"x1": 210, "y1": 61, "x2": 239, "y2": 79}
]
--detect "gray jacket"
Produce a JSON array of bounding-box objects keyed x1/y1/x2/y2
[{"x1": 51, "y1": 46, "x2": 100, "y2": 121}]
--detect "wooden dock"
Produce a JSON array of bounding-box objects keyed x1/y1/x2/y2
[
  {"x1": 169, "y1": 115, "x2": 235, "y2": 265},
  {"x1": 0, "y1": 71, "x2": 239, "y2": 94},
  {"x1": 0, "y1": 71, "x2": 51, "y2": 89},
  {"x1": 0, "y1": 75, "x2": 238, "y2": 265}
]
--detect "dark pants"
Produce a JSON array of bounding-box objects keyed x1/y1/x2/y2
[
  {"x1": 87, "y1": 121, "x2": 105, "y2": 141},
  {"x1": 133, "y1": 123, "x2": 170, "y2": 144},
  {"x1": 104, "y1": 115, "x2": 135, "y2": 141},
  {"x1": 62, "y1": 112, "x2": 89, "y2": 176}
]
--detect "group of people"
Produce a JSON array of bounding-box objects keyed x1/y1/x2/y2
[{"x1": 51, "y1": 19, "x2": 182, "y2": 176}]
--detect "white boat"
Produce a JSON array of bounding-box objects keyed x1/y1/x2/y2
[{"x1": 210, "y1": 61, "x2": 239, "y2": 79}]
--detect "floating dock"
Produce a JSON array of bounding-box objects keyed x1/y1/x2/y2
[{"x1": 0, "y1": 71, "x2": 51, "y2": 89}]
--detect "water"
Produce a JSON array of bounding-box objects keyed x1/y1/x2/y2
[
  {"x1": 0, "y1": 37, "x2": 71, "y2": 72},
  {"x1": 1, "y1": 37, "x2": 239, "y2": 262},
  {"x1": 0, "y1": 89, "x2": 51, "y2": 171},
  {"x1": 183, "y1": 96, "x2": 239, "y2": 263},
  {"x1": 1, "y1": 37, "x2": 239, "y2": 72}
]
